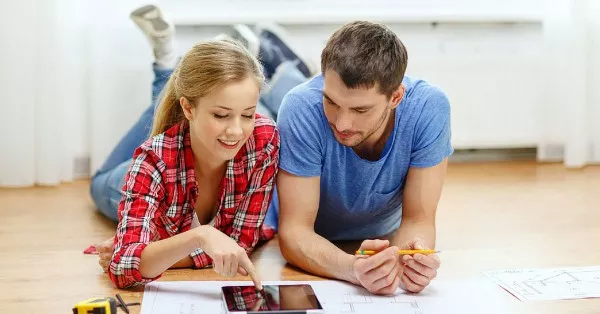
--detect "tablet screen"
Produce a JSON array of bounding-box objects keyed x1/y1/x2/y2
[{"x1": 222, "y1": 284, "x2": 323, "y2": 312}]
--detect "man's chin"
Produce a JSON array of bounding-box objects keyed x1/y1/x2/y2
[{"x1": 335, "y1": 135, "x2": 362, "y2": 147}]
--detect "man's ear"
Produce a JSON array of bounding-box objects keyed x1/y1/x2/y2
[
  {"x1": 180, "y1": 96, "x2": 194, "y2": 120},
  {"x1": 389, "y1": 84, "x2": 406, "y2": 109}
]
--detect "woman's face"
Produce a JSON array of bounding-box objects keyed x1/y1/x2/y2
[{"x1": 182, "y1": 76, "x2": 260, "y2": 162}]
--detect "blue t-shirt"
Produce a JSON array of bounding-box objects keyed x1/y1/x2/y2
[{"x1": 264, "y1": 75, "x2": 453, "y2": 241}]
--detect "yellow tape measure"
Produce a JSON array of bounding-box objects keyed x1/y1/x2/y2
[
  {"x1": 73, "y1": 294, "x2": 139, "y2": 314},
  {"x1": 72, "y1": 297, "x2": 117, "y2": 314}
]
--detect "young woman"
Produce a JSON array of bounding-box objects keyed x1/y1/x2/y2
[{"x1": 88, "y1": 5, "x2": 302, "y2": 289}]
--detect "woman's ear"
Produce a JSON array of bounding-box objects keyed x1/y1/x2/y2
[
  {"x1": 180, "y1": 96, "x2": 194, "y2": 121},
  {"x1": 389, "y1": 84, "x2": 406, "y2": 109}
]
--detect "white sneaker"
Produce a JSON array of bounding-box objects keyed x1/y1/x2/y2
[
  {"x1": 130, "y1": 4, "x2": 176, "y2": 68},
  {"x1": 130, "y1": 4, "x2": 174, "y2": 39}
]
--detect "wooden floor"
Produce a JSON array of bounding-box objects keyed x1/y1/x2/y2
[{"x1": 0, "y1": 161, "x2": 599, "y2": 314}]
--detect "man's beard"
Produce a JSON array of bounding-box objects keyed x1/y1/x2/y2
[{"x1": 343, "y1": 108, "x2": 390, "y2": 148}]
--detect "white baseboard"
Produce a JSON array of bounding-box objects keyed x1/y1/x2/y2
[
  {"x1": 537, "y1": 143, "x2": 600, "y2": 165},
  {"x1": 449, "y1": 148, "x2": 536, "y2": 163}
]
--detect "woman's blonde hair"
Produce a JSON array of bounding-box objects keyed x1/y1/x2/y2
[{"x1": 150, "y1": 39, "x2": 265, "y2": 137}]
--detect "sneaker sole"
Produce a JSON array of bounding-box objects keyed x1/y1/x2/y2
[{"x1": 130, "y1": 5, "x2": 172, "y2": 37}]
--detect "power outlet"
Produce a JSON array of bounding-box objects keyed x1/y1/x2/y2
[{"x1": 73, "y1": 156, "x2": 91, "y2": 179}]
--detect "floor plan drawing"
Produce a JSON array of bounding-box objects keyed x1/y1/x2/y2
[
  {"x1": 337, "y1": 291, "x2": 421, "y2": 314},
  {"x1": 484, "y1": 266, "x2": 600, "y2": 301}
]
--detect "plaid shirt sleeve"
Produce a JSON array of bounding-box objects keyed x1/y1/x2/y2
[
  {"x1": 108, "y1": 149, "x2": 166, "y2": 288},
  {"x1": 190, "y1": 126, "x2": 280, "y2": 268}
]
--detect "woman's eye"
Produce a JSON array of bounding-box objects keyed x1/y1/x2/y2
[
  {"x1": 242, "y1": 115, "x2": 254, "y2": 119},
  {"x1": 214, "y1": 114, "x2": 227, "y2": 119}
]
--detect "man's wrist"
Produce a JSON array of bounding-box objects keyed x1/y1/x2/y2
[
  {"x1": 338, "y1": 253, "x2": 360, "y2": 285},
  {"x1": 391, "y1": 221, "x2": 436, "y2": 248}
]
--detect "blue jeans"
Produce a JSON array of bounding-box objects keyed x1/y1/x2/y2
[{"x1": 90, "y1": 62, "x2": 307, "y2": 222}]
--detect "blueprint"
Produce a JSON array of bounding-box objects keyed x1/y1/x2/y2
[{"x1": 484, "y1": 266, "x2": 600, "y2": 301}]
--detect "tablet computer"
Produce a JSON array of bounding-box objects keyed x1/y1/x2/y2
[{"x1": 222, "y1": 284, "x2": 324, "y2": 314}]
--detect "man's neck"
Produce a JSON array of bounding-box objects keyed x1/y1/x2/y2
[{"x1": 352, "y1": 109, "x2": 396, "y2": 161}]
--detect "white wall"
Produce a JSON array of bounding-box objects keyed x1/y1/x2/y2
[
  {"x1": 538, "y1": 0, "x2": 600, "y2": 166},
  {"x1": 163, "y1": 0, "x2": 546, "y2": 25},
  {"x1": 0, "y1": 0, "x2": 36, "y2": 186},
  {"x1": 0, "y1": 0, "x2": 89, "y2": 186},
  {"x1": 398, "y1": 22, "x2": 545, "y2": 149},
  {"x1": 586, "y1": 0, "x2": 600, "y2": 163},
  {"x1": 60, "y1": 0, "x2": 92, "y2": 171}
]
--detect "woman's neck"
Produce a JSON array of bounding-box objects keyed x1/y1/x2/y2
[
  {"x1": 190, "y1": 132, "x2": 227, "y2": 179},
  {"x1": 194, "y1": 157, "x2": 226, "y2": 179}
]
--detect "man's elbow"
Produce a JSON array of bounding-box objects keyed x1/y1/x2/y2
[{"x1": 278, "y1": 225, "x2": 303, "y2": 263}]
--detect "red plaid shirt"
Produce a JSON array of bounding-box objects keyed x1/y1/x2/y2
[{"x1": 108, "y1": 115, "x2": 279, "y2": 288}]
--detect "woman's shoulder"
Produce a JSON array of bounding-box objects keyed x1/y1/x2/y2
[{"x1": 136, "y1": 123, "x2": 187, "y2": 168}]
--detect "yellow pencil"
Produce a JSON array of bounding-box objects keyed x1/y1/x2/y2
[{"x1": 355, "y1": 249, "x2": 439, "y2": 256}]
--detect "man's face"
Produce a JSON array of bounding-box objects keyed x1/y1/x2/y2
[{"x1": 322, "y1": 70, "x2": 401, "y2": 147}]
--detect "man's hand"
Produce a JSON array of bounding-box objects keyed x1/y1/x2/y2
[
  {"x1": 399, "y1": 237, "x2": 440, "y2": 293},
  {"x1": 352, "y1": 239, "x2": 401, "y2": 295},
  {"x1": 95, "y1": 237, "x2": 115, "y2": 273}
]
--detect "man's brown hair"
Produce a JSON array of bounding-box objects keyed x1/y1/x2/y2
[{"x1": 321, "y1": 21, "x2": 408, "y2": 98}]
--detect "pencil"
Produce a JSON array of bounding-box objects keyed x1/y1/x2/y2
[{"x1": 355, "y1": 249, "x2": 439, "y2": 256}]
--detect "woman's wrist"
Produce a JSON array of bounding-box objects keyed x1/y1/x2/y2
[{"x1": 192, "y1": 225, "x2": 211, "y2": 250}]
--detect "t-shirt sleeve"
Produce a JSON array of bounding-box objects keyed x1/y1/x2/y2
[
  {"x1": 277, "y1": 91, "x2": 325, "y2": 177},
  {"x1": 410, "y1": 87, "x2": 453, "y2": 168}
]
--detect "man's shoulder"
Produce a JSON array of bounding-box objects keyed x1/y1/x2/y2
[
  {"x1": 403, "y1": 76, "x2": 449, "y2": 109},
  {"x1": 291, "y1": 74, "x2": 324, "y2": 96},
  {"x1": 280, "y1": 75, "x2": 324, "y2": 113}
]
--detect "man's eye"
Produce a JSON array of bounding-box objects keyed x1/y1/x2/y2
[{"x1": 324, "y1": 101, "x2": 338, "y2": 108}]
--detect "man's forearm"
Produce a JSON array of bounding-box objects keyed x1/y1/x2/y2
[
  {"x1": 280, "y1": 228, "x2": 359, "y2": 285},
  {"x1": 391, "y1": 219, "x2": 436, "y2": 249}
]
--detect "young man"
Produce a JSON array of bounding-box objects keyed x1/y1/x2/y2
[{"x1": 264, "y1": 21, "x2": 452, "y2": 295}]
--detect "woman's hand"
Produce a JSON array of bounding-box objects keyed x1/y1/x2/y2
[
  {"x1": 94, "y1": 237, "x2": 115, "y2": 273},
  {"x1": 197, "y1": 225, "x2": 263, "y2": 289}
]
